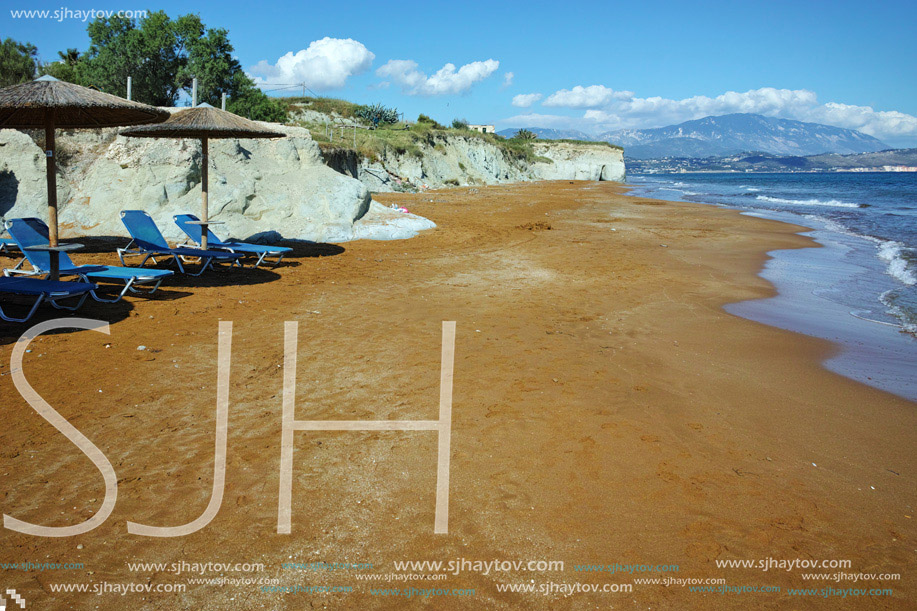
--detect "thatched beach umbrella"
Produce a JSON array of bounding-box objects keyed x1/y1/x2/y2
[
  {"x1": 121, "y1": 103, "x2": 284, "y2": 249},
  {"x1": 0, "y1": 75, "x2": 168, "y2": 280}
]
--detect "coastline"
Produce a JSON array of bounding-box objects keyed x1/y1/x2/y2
[
  {"x1": 724, "y1": 224, "x2": 917, "y2": 401},
  {"x1": 623, "y1": 174, "x2": 917, "y2": 401},
  {"x1": 1, "y1": 181, "x2": 913, "y2": 609}
]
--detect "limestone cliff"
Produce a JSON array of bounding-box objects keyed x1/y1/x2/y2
[
  {"x1": 0, "y1": 119, "x2": 623, "y2": 245},
  {"x1": 321, "y1": 134, "x2": 625, "y2": 192},
  {"x1": 0, "y1": 124, "x2": 432, "y2": 243},
  {"x1": 531, "y1": 142, "x2": 626, "y2": 182}
]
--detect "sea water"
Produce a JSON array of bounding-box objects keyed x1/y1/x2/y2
[{"x1": 626, "y1": 172, "x2": 917, "y2": 400}]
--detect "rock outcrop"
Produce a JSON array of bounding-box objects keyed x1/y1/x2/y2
[
  {"x1": 531, "y1": 142, "x2": 625, "y2": 181},
  {"x1": 0, "y1": 123, "x2": 426, "y2": 243},
  {"x1": 1, "y1": 118, "x2": 625, "y2": 244},
  {"x1": 323, "y1": 134, "x2": 625, "y2": 192}
]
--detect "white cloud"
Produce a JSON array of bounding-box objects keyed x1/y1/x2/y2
[
  {"x1": 801, "y1": 102, "x2": 917, "y2": 143},
  {"x1": 502, "y1": 72, "x2": 514, "y2": 88},
  {"x1": 504, "y1": 85, "x2": 917, "y2": 142},
  {"x1": 248, "y1": 38, "x2": 375, "y2": 91},
  {"x1": 543, "y1": 85, "x2": 634, "y2": 108},
  {"x1": 376, "y1": 59, "x2": 499, "y2": 95},
  {"x1": 512, "y1": 93, "x2": 543, "y2": 108}
]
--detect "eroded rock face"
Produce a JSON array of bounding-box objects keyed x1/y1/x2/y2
[
  {"x1": 0, "y1": 129, "x2": 60, "y2": 222},
  {"x1": 1, "y1": 119, "x2": 624, "y2": 244},
  {"x1": 0, "y1": 123, "x2": 374, "y2": 243},
  {"x1": 531, "y1": 142, "x2": 626, "y2": 182},
  {"x1": 339, "y1": 135, "x2": 626, "y2": 192}
]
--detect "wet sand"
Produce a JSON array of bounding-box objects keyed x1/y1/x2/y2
[{"x1": 0, "y1": 181, "x2": 914, "y2": 609}]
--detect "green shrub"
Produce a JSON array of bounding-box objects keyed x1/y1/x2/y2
[
  {"x1": 355, "y1": 103, "x2": 399, "y2": 126},
  {"x1": 452, "y1": 118, "x2": 469, "y2": 129},
  {"x1": 417, "y1": 114, "x2": 444, "y2": 129},
  {"x1": 227, "y1": 72, "x2": 287, "y2": 122}
]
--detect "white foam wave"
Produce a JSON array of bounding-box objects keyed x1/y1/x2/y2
[
  {"x1": 756, "y1": 195, "x2": 861, "y2": 209},
  {"x1": 877, "y1": 241, "x2": 917, "y2": 286},
  {"x1": 802, "y1": 215, "x2": 916, "y2": 287},
  {"x1": 879, "y1": 290, "x2": 917, "y2": 335}
]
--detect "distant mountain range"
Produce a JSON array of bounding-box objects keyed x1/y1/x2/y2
[
  {"x1": 604, "y1": 114, "x2": 889, "y2": 158},
  {"x1": 496, "y1": 127, "x2": 594, "y2": 141},
  {"x1": 501, "y1": 113, "x2": 890, "y2": 159}
]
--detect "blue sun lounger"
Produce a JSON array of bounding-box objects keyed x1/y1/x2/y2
[
  {"x1": 4, "y1": 218, "x2": 173, "y2": 303},
  {"x1": 174, "y1": 214, "x2": 292, "y2": 268},
  {"x1": 0, "y1": 276, "x2": 96, "y2": 322},
  {"x1": 118, "y1": 210, "x2": 243, "y2": 276}
]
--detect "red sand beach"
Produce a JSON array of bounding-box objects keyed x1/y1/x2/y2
[{"x1": 1, "y1": 181, "x2": 913, "y2": 609}]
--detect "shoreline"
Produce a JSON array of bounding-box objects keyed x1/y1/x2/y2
[
  {"x1": 623, "y1": 174, "x2": 917, "y2": 401},
  {"x1": 1, "y1": 181, "x2": 913, "y2": 609},
  {"x1": 724, "y1": 223, "x2": 917, "y2": 401}
]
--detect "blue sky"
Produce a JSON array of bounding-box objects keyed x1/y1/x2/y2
[{"x1": 6, "y1": 0, "x2": 917, "y2": 144}]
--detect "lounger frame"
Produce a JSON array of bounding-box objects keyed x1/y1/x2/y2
[
  {"x1": 0, "y1": 279, "x2": 94, "y2": 322},
  {"x1": 118, "y1": 211, "x2": 242, "y2": 276},
  {"x1": 173, "y1": 214, "x2": 289, "y2": 269},
  {"x1": 4, "y1": 218, "x2": 169, "y2": 302}
]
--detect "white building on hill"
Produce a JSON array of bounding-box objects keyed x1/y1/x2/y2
[{"x1": 468, "y1": 124, "x2": 495, "y2": 134}]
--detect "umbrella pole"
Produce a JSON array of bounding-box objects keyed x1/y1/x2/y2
[
  {"x1": 201, "y1": 136, "x2": 209, "y2": 250},
  {"x1": 45, "y1": 110, "x2": 60, "y2": 281}
]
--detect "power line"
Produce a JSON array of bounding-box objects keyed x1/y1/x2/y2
[{"x1": 258, "y1": 82, "x2": 321, "y2": 97}]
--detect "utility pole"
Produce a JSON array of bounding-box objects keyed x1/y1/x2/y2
[
  {"x1": 221, "y1": 92, "x2": 227, "y2": 111},
  {"x1": 126, "y1": 76, "x2": 132, "y2": 101},
  {"x1": 192, "y1": 78, "x2": 198, "y2": 106}
]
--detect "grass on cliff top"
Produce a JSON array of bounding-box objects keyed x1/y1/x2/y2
[
  {"x1": 283, "y1": 96, "x2": 362, "y2": 118},
  {"x1": 549, "y1": 138, "x2": 623, "y2": 150},
  {"x1": 279, "y1": 96, "x2": 622, "y2": 161},
  {"x1": 301, "y1": 119, "x2": 543, "y2": 164}
]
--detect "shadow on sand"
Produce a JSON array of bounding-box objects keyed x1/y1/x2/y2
[{"x1": 0, "y1": 237, "x2": 345, "y2": 346}]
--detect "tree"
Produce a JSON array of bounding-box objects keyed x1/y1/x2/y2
[
  {"x1": 180, "y1": 26, "x2": 239, "y2": 106},
  {"x1": 75, "y1": 12, "x2": 285, "y2": 120},
  {"x1": 452, "y1": 118, "x2": 469, "y2": 129},
  {"x1": 514, "y1": 128, "x2": 537, "y2": 140},
  {"x1": 226, "y1": 71, "x2": 287, "y2": 122},
  {"x1": 58, "y1": 48, "x2": 82, "y2": 65},
  {"x1": 81, "y1": 11, "x2": 187, "y2": 104},
  {"x1": 38, "y1": 48, "x2": 86, "y2": 84},
  {"x1": 0, "y1": 38, "x2": 38, "y2": 87}
]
